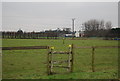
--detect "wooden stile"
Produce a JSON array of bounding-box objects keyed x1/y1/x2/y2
[{"x1": 47, "y1": 44, "x2": 74, "y2": 75}]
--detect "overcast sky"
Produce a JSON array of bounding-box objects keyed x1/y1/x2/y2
[{"x1": 2, "y1": 2, "x2": 118, "y2": 32}]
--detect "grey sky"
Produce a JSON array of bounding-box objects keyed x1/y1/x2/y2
[
  {"x1": 2, "y1": 2, "x2": 118, "y2": 32},
  {"x1": 0, "y1": 2, "x2": 2, "y2": 31}
]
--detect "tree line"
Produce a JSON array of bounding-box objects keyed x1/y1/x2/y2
[
  {"x1": 1, "y1": 19, "x2": 119, "y2": 39},
  {"x1": 1, "y1": 29, "x2": 71, "y2": 39},
  {"x1": 82, "y1": 19, "x2": 119, "y2": 38}
]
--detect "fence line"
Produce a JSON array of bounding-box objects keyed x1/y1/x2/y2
[
  {"x1": 1, "y1": 46, "x2": 49, "y2": 50},
  {"x1": 1, "y1": 45, "x2": 119, "y2": 74},
  {"x1": 2, "y1": 45, "x2": 119, "y2": 50},
  {"x1": 75, "y1": 46, "x2": 120, "y2": 49},
  {"x1": 75, "y1": 45, "x2": 119, "y2": 72}
]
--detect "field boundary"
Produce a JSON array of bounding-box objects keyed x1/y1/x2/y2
[
  {"x1": 1, "y1": 45, "x2": 119, "y2": 74},
  {"x1": 75, "y1": 46, "x2": 120, "y2": 49},
  {"x1": 75, "y1": 45, "x2": 119, "y2": 72},
  {"x1": 1, "y1": 46, "x2": 49, "y2": 50},
  {"x1": 1, "y1": 45, "x2": 119, "y2": 50}
]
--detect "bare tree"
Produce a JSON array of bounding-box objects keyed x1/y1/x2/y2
[
  {"x1": 83, "y1": 19, "x2": 100, "y2": 31},
  {"x1": 83, "y1": 19, "x2": 100, "y2": 37},
  {"x1": 105, "y1": 21, "x2": 112, "y2": 30},
  {"x1": 82, "y1": 19, "x2": 113, "y2": 37},
  {"x1": 99, "y1": 20, "x2": 105, "y2": 29}
]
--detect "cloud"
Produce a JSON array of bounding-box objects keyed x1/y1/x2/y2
[{"x1": 2, "y1": 2, "x2": 118, "y2": 31}]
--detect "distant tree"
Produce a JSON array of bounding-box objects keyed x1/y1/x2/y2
[
  {"x1": 82, "y1": 19, "x2": 113, "y2": 37},
  {"x1": 104, "y1": 21, "x2": 112, "y2": 39},
  {"x1": 83, "y1": 19, "x2": 101, "y2": 37},
  {"x1": 105, "y1": 21, "x2": 112, "y2": 30},
  {"x1": 99, "y1": 20, "x2": 105, "y2": 29}
]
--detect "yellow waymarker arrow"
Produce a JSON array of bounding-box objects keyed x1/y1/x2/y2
[
  {"x1": 68, "y1": 45, "x2": 72, "y2": 47},
  {"x1": 51, "y1": 46, "x2": 55, "y2": 49}
]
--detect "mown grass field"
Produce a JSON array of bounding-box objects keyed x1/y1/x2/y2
[{"x1": 2, "y1": 38, "x2": 118, "y2": 79}]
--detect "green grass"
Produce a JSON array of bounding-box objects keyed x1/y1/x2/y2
[{"x1": 2, "y1": 38, "x2": 118, "y2": 79}]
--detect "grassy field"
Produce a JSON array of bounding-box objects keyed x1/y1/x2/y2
[{"x1": 2, "y1": 38, "x2": 118, "y2": 79}]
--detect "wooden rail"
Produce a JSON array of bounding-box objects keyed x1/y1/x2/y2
[
  {"x1": 52, "y1": 60, "x2": 69, "y2": 64},
  {"x1": 75, "y1": 46, "x2": 120, "y2": 49},
  {"x1": 1, "y1": 46, "x2": 49, "y2": 50},
  {"x1": 52, "y1": 51, "x2": 70, "y2": 54},
  {"x1": 53, "y1": 65, "x2": 69, "y2": 68}
]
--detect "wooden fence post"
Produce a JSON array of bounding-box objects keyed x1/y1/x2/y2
[
  {"x1": 68, "y1": 45, "x2": 71, "y2": 72},
  {"x1": 48, "y1": 46, "x2": 54, "y2": 75},
  {"x1": 47, "y1": 46, "x2": 50, "y2": 75},
  {"x1": 50, "y1": 48, "x2": 53, "y2": 74},
  {"x1": 70, "y1": 44, "x2": 74, "y2": 72},
  {"x1": 92, "y1": 46, "x2": 95, "y2": 72}
]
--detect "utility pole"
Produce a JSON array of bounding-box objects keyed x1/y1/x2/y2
[{"x1": 72, "y1": 18, "x2": 75, "y2": 38}]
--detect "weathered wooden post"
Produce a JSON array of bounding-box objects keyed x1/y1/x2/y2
[
  {"x1": 71, "y1": 44, "x2": 74, "y2": 72},
  {"x1": 68, "y1": 45, "x2": 71, "y2": 72},
  {"x1": 47, "y1": 46, "x2": 54, "y2": 75},
  {"x1": 92, "y1": 46, "x2": 95, "y2": 72},
  {"x1": 50, "y1": 46, "x2": 54, "y2": 74},
  {"x1": 47, "y1": 46, "x2": 50, "y2": 75}
]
